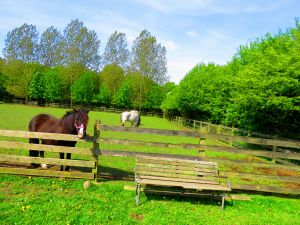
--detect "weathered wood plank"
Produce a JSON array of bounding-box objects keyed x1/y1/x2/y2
[
  {"x1": 100, "y1": 149, "x2": 203, "y2": 160},
  {"x1": 202, "y1": 156, "x2": 300, "y2": 172},
  {"x1": 0, "y1": 141, "x2": 99, "y2": 156},
  {"x1": 101, "y1": 137, "x2": 200, "y2": 150},
  {"x1": 98, "y1": 125, "x2": 200, "y2": 137},
  {"x1": 200, "y1": 144, "x2": 300, "y2": 160},
  {"x1": 0, "y1": 129, "x2": 93, "y2": 143},
  {"x1": 0, "y1": 154, "x2": 96, "y2": 168},
  {"x1": 200, "y1": 133, "x2": 300, "y2": 149},
  {"x1": 136, "y1": 162, "x2": 217, "y2": 171},
  {"x1": 138, "y1": 175, "x2": 219, "y2": 185},
  {"x1": 220, "y1": 171, "x2": 300, "y2": 183},
  {"x1": 137, "y1": 155, "x2": 217, "y2": 166},
  {"x1": 137, "y1": 178, "x2": 230, "y2": 191},
  {"x1": 0, "y1": 166, "x2": 94, "y2": 179},
  {"x1": 231, "y1": 183, "x2": 300, "y2": 195},
  {"x1": 137, "y1": 170, "x2": 218, "y2": 179}
]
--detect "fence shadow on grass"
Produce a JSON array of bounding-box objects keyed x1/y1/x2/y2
[{"x1": 97, "y1": 164, "x2": 134, "y2": 181}]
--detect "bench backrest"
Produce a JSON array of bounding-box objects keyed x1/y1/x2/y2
[{"x1": 135, "y1": 155, "x2": 220, "y2": 185}]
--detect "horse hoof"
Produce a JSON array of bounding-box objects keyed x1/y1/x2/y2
[{"x1": 41, "y1": 164, "x2": 48, "y2": 169}]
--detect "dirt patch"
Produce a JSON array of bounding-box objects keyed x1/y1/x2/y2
[{"x1": 130, "y1": 213, "x2": 144, "y2": 221}]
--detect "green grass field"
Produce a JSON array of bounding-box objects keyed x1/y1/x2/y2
[{"x1": 0, "y1": 103, "x2": 299, "y2": 225}]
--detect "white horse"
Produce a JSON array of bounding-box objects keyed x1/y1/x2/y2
[{"x1": 120, "y1": 110, "x2": 141, "y2": 127}]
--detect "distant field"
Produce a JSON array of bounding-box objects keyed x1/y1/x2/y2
[{"x1": 0, "y1": 103, "x2": 299, "y2": 225}]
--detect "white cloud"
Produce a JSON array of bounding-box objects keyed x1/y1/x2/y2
[
  {"x1": 186, "y1": 31, "x2": 198, "y2": 38},
  {"x1": 162, "y1": 40, "x2": 177, "y2": 51}
]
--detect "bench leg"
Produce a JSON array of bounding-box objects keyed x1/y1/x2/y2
[
  {"x1": 221, "y1": 192, "x2": 225, "y2": 210},
  {"x1": 136, "y1": 184, "x2": 141, "y2": 206}
]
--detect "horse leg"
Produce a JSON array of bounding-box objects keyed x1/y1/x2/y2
[
  {"x1": 65, "y1": 153, "x2": 71, "y2": 171},
  {"x1": 29, "y1": 138, "x2": 39, "y2": 168},
  {"x1": 39, "y1": 151, "x2": 47, "y2": 169},
  {"x1": 60, "y1": 152, "x2": 65, "y2": 171}
]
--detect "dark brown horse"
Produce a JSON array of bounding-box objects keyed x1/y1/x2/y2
[{"x1": 28, "y1": 108, "x2": 89, "y2": 171}]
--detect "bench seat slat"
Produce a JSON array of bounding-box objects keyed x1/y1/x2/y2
[
  {"x1": 136, "y1": 162, "x2": 218, "y2": 170},
  {"x1": 137, "y1": 157, "x2": 217, "y2": 166},
  {"x1": 137, "y1": 175, "x2": 219, "y2": 185},
  {"x1": 136, "y1": 167, "x2": 218, "y2": 177},
  {"x1": 137, "y1": 178, "x2": 231, "y2": 191},
  {"x1": 136, "y1": 165, "x2": 218, "y2": 175},
  {"x1": 137, "y1": 170, "x2": 219, "y2": 180}
]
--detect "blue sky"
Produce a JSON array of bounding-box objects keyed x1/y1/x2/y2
[{"x1": 0, "y1": 0, "x2": 299, "y2": 83}]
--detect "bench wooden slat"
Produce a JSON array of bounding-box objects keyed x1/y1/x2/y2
[
  {"x1": 137, "y1": 160, "x2": 218, "y2": 170},
  {"x1": 137, "y1": 155, "x2": 217, "y2": 166},
  {"x1": 137, "y1": 178, "x2": 231, "y2": 191},
  {"x1": 136, "y1": 166, "x2": 218, "y2": 177},
  {"x1": 137, "y1": 175, "x2": 219, "y2": 185},
  {"x1": 137, "y1": 170, "x2": 219, "y2": 181}
]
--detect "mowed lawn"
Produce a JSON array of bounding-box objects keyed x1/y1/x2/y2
[{"x1": 0, "y1": 103, "x2": 299, "y2": 225}]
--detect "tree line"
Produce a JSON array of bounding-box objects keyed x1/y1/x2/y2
[
  {"x1": 0, "y1": 19, "x2": 170, "y2": 111},
  {"x1": 161, "y1": 20, "x2": 300, "y2": 137},
  {"x1": 0, "y1": 19, "x2": 299, "y2": 137}
]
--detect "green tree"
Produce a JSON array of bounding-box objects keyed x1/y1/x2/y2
[
  {"x1": 3, "y1": 60, "x2": 41, "y2": 101},
  {"x1": 44, "y1": 67, "x2": 65, "y2": 102},
  {"x1": 63, "y1": 19, "x2": 100, "y2": 70},
  {"x1": 101, "y1": 31, "x2": 130, "y2": 68},
  {"x1": 93, "y1": 84, "x2": 112, "y2": 107},
  {"x1": 28, "y1": 71, "x2": 45, "y2": 104},
  {"x1": 3, "y1": 23, "x2": 39, "y2": 62},
  {"x1": 112, "y1": 79, "x2": 133, "y2": 109},
  {"x1": 131, "y1": 30, "x2": 168, "y2": 85},
  {"x1": 71, "y1": 71, "x2": 97, "y2": 105},
  {"x1": 143, "y1": 83, "x2": 164, "y2": 111},
  {"x1": 100, "y1": 64, "x2": 125, "y2": 95},
  {"x1": 39, "y1": 26, "x2": 64, "y2": 67}
]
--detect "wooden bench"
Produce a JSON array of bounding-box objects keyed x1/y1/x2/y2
[{"x1": 135, "y1": 155, "x2": 231, "y2": 209}]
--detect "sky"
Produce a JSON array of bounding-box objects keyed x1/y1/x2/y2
[{"x1": 0, "y1": 0, "x2": 299, "y2": 84}]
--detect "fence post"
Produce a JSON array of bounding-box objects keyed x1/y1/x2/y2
[
  {"x1": 272, "y1": 135, "x2": 278, "y2": 163},
  {"x1": 93, "y1": 120, "x2": 101, "y2": 182}
]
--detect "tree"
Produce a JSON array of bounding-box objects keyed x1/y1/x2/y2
[
  {"x1": 100, "y1": 64, "x2": 125, "y2": 95},
  {"x1": 101, "y1": 31, "x2": 130, "y2": 68},
  {"x1": 3, "y1": 60, "x2": 41, "y2": 101},
  {"x1": 131, "y1": 30, "x2": 168, "y2": 85},
  {"x1": 71, "y1": 71, "x2": 97, "y2": 105},
  {"x1": 44, "y1": 67, "x2": 65, "y2": 102},
  {"x1": 3, "y1": 23, "x2": 39, "y2": 63},
  {"x1": 112, "y1": 79, "x2": 133, "y2": 108},
  {"x1": 93, "y1": 84, "x2": 112, "y2": 107},
  {"x1": 39, "y1": 26, "x2": 64, "y2": 67},
  {"x1": 28, "y1": 71, "x2": 45, "y2": 105},
  {"x1": 63, "y1": 19, "x2": 101, "y2": 70},
  {"x1": 142, "y1": 83, "x2": 164, "y2": 111}
]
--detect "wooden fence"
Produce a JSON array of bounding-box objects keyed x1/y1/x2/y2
[
  {"x1": 0, "y1": 121, "x2": 100, "y2": 180},
  {"x1": 97, "y1": 124, "x2": 300, "y2": 195}
]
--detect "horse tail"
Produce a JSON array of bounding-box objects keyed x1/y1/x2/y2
[{"x1": 137, "y1": 114, "x2": 141, "y2": 126}]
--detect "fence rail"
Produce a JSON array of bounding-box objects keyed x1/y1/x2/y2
[
  {"x1": 97, "y1": 124, "x2": 300, "y2": 195},
  {"x1": 0, "y1": 121, "x2": 100, "y2": 180}
]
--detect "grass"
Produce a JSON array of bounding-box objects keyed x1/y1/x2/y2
[{"x1": 0, "y1": 103, "x2": 300, "y2": 224}]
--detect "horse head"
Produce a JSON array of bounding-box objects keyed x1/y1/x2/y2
[{"x1": 73, "y1": 108, "x2": 89, "y2": 139}]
